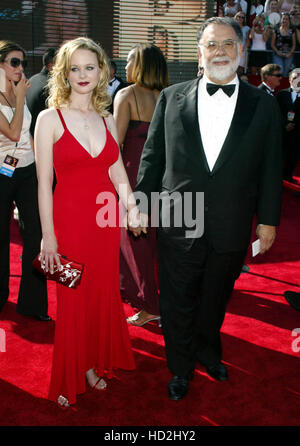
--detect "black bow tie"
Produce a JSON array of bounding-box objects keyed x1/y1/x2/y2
[{"x1": 206, "y1": 83, "x2": 235, "y2": 97}]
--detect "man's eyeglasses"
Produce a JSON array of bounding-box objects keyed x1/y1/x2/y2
[
  {"x1": 271, "y1": 73, "x2": 282, "y2": 77},
  {"x1": 200, "y1": 40, "x2": 238, "y2": 53},
  {"x1": 4, "y1": 58, "x2": 27, "y2": 69}
]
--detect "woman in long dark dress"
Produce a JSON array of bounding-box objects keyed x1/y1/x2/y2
[{"x1": 114, "y1": 44, "x2": 169, "y2": 327}]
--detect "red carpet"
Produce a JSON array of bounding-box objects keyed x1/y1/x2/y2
[{"x1": 0, "y1": 175, "x2": 300, "y2": 427}]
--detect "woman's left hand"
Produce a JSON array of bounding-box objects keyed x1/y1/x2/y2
[{"x1": 127, "y1": 208, "x2": 148, "y2": 236}]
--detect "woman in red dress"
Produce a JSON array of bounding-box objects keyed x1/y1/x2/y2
[{"x1": 34, "y1": 37, "x2": 139, "y2": 407}]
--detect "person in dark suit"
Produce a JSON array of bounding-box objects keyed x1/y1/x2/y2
[
  {"x1": 107, "y1": 60, "x2": 126, "y2": 113},
  {"x1": 132, "y1": 17, "x2": 282, "y2": 401},
  {"x1": 258, "y1": 63, "x2": 282, "y2": 96},
  {"x1": 26, "y1": 48, "x2": 57, "y2": 136},
  {"x1": 276, "y1": 68, "x2": 300, "y2": 183}
]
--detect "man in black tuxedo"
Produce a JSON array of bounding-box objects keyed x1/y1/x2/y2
[
  {"x1": 276, "y1": 68, "x2": 300, "y2": 183},
  {"x1": 26, "y1": 48, "x2": 57, "y2": 136},
  {"x1": 107, "y1": 60, "x2": 126, "y2": 113},
  {"x1": 258, "y1": 63, "x2": 282, "y2": 96},
  {"x1": 133, "y1": 16, "x2": 282, "y2": 401}
]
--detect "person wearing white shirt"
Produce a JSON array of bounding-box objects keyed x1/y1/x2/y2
[
  {"x1": 234, "y1": 11, "x2": 250, "y2": 73},
  {"x1": 258, "y1": 63, "x2": 282, "y2": 95},
  {"x1": 134, "y1": 17, "x2": 282, "y2": 401},
  {"x1": 250, "y1": 0, "x2": 264, "y2": 17},
  {"x1": 198, "y1": 73, "x2": 239, "y2": 171},
  {"x1": 276, "y1": 68, "x2": 300, "y2": 182},
  {"x1": 239, "y1": 0, "x2": 248, "y2": 14},
  {"x1": 0, "y1": 40, "x2": 49, "y2": 320},
  {"x1": 107, "y1": 60, "x2": 126, "y2": 113}
]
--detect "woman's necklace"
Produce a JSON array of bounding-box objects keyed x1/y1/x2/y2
[
  {"x1": 83, "y1": 116, "x2": 89, "y2": 131},
  {"x1": 75, "y1": 108, "x2": 90, "y2": 131},
  {"x1": 70, "y1": 107, "x2": 92, "y2": 131}
]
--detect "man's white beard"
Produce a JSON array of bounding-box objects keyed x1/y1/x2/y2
[{"x1": 202, "y1": 53, "x2": 241, "y2": 82}]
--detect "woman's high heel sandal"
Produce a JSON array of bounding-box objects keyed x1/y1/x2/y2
[
  {"x1": 57, "y1": 395, "x2": 70, "y2": 408},
  {"x1": 92, "y1": 377, "x2": 107, "y2": 390},
  {"x1": 86, "y1": 368, "x2": 107, "y2": 391},
  {"x1": 127, "y1": 310, "x2": 160, "y2": 327}
]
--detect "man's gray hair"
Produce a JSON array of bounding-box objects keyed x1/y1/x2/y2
[
  {"x1": 197, "y1": 17, "x2": 243, "y2": 45},
  {"x1": 289, "y1": 68, "x2": 300, "y2": 78}
]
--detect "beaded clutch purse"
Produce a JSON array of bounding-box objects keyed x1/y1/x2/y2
[{"x1": 33, "y1": 254, "x2": 84, "y2": 289}]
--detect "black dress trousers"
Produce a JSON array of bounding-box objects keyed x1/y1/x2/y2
[
  {"x1": 157, "y1": 232, "x2": 246, "y2": 377},
  {"x1": 0, "y1": 162, "x2": 48, "y2": 315}
]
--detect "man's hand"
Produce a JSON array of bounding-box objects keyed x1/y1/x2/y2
[
  {"x1": 286, "y1": 122, "x2": 295, "y2": 132},
  {"x1": 127, "y1": 208, "x2": 148, "y2": 237},
  {"x1": 256, "y1": 224, "x2": 276, "y2": 254}
]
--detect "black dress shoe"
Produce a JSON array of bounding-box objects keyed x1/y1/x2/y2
[
  {"x1": 206, "y1": 363, "x2": 228, "y2": 381},
  {"x1": 34, "y1": 315, "x2": 52, "y2": 321},
  {"x1": 168, "y1": 374, "x2": 192, "y2": 401}
]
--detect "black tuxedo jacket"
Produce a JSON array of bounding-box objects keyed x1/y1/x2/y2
[
  {"x1": 135, "y1": 78, "x2": 282, "y2": 254},
  {"x1": 258, "y1": 83, "x2": 274, "y2": 96},
  {"x1": 26, "y1": 67, "x2": 49, "y2": 136},
  {"x1": 276, "y1": 88, "x2": 300, "y2": 133},
  {"x1": 109, "y1": 76, "x2": 127, "y2": 113}
]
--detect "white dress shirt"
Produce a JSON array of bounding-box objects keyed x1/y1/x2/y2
[
  {"x1": 262, "y1": 82, "x2": 274, "y2": 95},
  {"x1": 107, "y1": 77, "x2": 121, "y2": 96},
  {"x1": 291, "y1": 90, "x2": 300, "y2": 102},
  {"x1": 198, "y1": 73, "x2": 239, "y2": 171}
]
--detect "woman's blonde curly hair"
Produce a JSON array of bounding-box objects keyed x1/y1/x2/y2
[{"x1": 47, "y1": 37, "x2": 111, "y2": 116}]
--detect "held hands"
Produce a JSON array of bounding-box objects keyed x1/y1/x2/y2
[
  {"x1": 11, "y1": 73, "x2": 30, "y2": 100},
  {"x1": 256, "y1": 224, "x2": 276, "y2": 254},
  {"x1": 40, "y1": 235, "x2": 61, "y2": 274},
  {"x1": 127, "y1": 206, "x2": 148, "y2": 237}
]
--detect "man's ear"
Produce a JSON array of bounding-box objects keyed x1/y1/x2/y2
[
  {"x1": 197, "y1": 46, "x2": 202, "y2": 67},
  {"x1": 238, "y1": 42, "x2": 243, "y2": 60}
]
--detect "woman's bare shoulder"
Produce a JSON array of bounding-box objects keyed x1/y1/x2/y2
[
  {"x1": 37, "y1": 107, "x2": 59, "y2": 124},
  {"x1": 114, "y1": 84, "x2": 133, "y2": 102}
]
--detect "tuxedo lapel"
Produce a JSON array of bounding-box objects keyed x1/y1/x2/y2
[
  {"x1": 176, "y1": 78, "x2": 210, "y2": 173},
  {"x1": 211, "y1": 81, "x2": 260, "y2": 175},
  {"x1": 176, "y1": 79, "x2": 260, "y2": 176}
]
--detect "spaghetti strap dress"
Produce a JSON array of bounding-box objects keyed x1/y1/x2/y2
[
  {"x1": 119, "y1": 88, "x2": 159, "y2": 316},
  {"x1": 48, "y1": 110, "x2": 135, "y2": 405}
]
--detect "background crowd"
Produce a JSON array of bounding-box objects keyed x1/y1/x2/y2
[{"x1": 218, "y1": 0, "x2": 300, "y2": 76}]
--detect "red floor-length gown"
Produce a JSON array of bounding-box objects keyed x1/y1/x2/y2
[{"x1": 48, "y1": 110, "x2": 135, "y2": 405}]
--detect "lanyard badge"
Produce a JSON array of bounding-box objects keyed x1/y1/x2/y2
[
  {"x1": 0, "y1": 154, "x2": 19, "y2": 177},
  {"x1": 0, "y1": 92, "x2": 20, "y2": 177}
]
